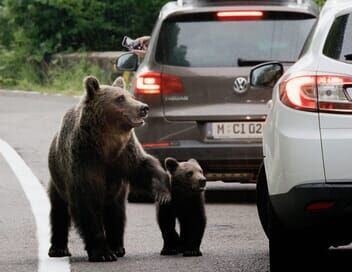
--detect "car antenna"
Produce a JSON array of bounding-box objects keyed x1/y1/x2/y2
[{"x1": 177, "y1": 0, "x2": 183, "y2": 6}]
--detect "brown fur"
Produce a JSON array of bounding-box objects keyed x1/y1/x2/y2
[
  {"x1": 48, "y1": 76, "x2": 170, "y2": 262},
  {"x1": 157, "y1": 158, "x2": 207, "y2": 257}
]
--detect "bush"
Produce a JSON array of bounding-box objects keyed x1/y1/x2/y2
[
  {"x1": 8, "y1": 57, "x2": 111, "y2": 95},
  {"x1": 0, "y1": 0, "x2": 327, "y2": 92},
  {"x1": 315, "y1": 0, "x2": 326, "y2": 6},
  {"x1": 0, "y1": 0, "x2": 168, "y2": 90}
]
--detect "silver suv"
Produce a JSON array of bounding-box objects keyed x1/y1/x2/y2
[{"x1": 116, "y1": 0, "x2": 319, "y2": 183}]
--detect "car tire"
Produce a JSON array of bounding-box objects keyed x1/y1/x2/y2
[
  {"x1": 256, "y1": 163, "x2": 328, "y2": 271},
  {"x1": 256, "y1": 162, "x2": 269, "y2": 238},
  {"x1": 268, "y1": 198, "x2": 297, "y2": 272}
]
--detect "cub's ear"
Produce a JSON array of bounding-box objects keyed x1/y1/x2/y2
[
  {"x1": 188, "y1": 158, "x2": 200, "y2": 166},
  {"x1": 84, "y1": 76, "x2": 100, "y2": 98},
  {"x1": 164, "y1": 157, "x2": 179, "y2": 173},
  {"x1": 112, "y1": 76, "x2": 126, "y2": 89}
]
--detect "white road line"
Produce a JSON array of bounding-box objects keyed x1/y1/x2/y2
[{"x1": 0, "y1": 139, "x2": 70, "y2": 272}]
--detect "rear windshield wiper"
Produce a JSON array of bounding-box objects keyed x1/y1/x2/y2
[{"x1": 237, "y1": 58, "x2": 294, "y2": 67}]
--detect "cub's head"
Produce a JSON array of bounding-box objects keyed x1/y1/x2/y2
[
  {"x1": 82, "y1": 75, "x2": 149, "y2": 129},
  {"x1": 164, "y1": 157, "x2": 206, "y2": 193}
]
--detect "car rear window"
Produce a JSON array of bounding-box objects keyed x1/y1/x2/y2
[
  {"x1": 323, "y1": 13, "x2": 352, "y2": 63},
  {"x1": 156, "y1": 12, "x2": 316, "y2": 67}
]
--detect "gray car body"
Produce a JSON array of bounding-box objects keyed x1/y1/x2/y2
[{"x1": 132, "y1": 0, "x2": 319, "y2": 182}]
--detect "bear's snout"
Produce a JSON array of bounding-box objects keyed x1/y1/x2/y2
[
  {"x1": 199, "y1": 179, "x2": 206, "y2": 190},
  {"x1": 139, "y1": 104, "x2": 149, "y2": 118}
]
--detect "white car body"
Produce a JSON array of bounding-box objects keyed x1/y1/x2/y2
[
  {"x1": 254, "y1": 0, "x2": 352, "y2": 269},
  {"x1": 265, "y1": 0, "x2": 352, "y2": 195}
]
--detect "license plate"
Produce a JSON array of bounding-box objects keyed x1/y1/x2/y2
[{"x1": 209, "y1": 122, "x2": 264, "y2": 139}]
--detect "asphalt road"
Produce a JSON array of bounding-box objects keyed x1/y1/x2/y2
[{"x1": 1, "y1": 90, "x2": 352, "y2": 272}]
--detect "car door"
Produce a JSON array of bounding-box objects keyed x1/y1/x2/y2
[{"x1": 318, "y1": 11, "x2": 352, "y2": 182}]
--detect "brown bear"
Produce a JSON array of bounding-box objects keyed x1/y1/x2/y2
[
  {"x1": 157, "y1": 158, "x2": 207, "y2": 257},
  {"x1": 48, "y1": 75, "x2": 171, "y2": 262}
]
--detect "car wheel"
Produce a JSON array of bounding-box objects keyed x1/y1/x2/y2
[
  {"x1": 256, "y1": 163, "x2": 269, "y2": 238},
  {"x1": 267, "y1": 199, "x2": 296, "y2": 272}
]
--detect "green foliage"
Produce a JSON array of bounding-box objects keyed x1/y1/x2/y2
[
  {"x1": 0, "y1": 0, "x2": 168, "y2": 91},
  {"x1": 1, "y1": 0, "x2": 168, "y2": 52},
  {"x1": 6, "y1": 58, "x2": 111, "y2": 95},
  {"x1": 0, "y1": 0, "x2": 327, "y2": 92},
  {"x1": 315, "y1": 0, "x2": 326, "y2": 6}
]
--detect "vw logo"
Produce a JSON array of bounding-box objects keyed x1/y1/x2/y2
[{"x1": 233, "y1": 77, "x2": 249, "y2": 94}]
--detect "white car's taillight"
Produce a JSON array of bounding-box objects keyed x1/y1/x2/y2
[
  {"x1": 279, "y1": 75, "x2": 352, "y2": 113},
  {"x1": 317, "y1": 75, "x2": 352, "y2": 113}
]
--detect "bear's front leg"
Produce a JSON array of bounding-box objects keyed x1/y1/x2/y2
[
  {"x1": 70, "y1": 186, "x2": 117, "y2": 262},
  {"x1": 48, "y1": 181, "x2": 71, "y2": 257},
  {"x1": 180, "y1": 217, "x2": 205, "y2": 257},
  {"x1": 132, "y1": 154, "x2": 171, "y2": 204},
  {"x1": 146, "y1": 156, "x2": 171, "y2": 204},
  {"x1": 104, "y1": 185, "x2": 127, "y2": 257},
  {"x1": 157, "y1": 203, "x2": 179, "y2": 255}
]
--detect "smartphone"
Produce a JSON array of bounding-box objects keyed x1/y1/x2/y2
[{"x1": 122, "y1": 36, "x2": 141, "y2": 50}]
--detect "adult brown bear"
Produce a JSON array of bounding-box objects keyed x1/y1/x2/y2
[{"x1": 48, "y1": 76, "x2": 170, "y2": 262}]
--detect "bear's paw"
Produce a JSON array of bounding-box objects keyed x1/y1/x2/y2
[
  {"x1": 183, "y1": 249, "x2": 202, "y2": 257},
  {"x1": 111, "y1": 246, "x2": 126, "y2": 257},
  {"x1": 88, "y1": 248, "x2": 118, "y2": 262},
  {"x1": 48, "y1": 246, "x2": 71, "y2": 257},
  {"x1": 160, "y1": 247, "x2": 179, "y2": 256}
]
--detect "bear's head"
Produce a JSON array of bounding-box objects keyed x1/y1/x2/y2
[
  {"x1": 82, "y1": 75, "x2": 149, "y2": 130},
  {"x1": 165, "y1": 157, "x2": 206, "y2": 193}
]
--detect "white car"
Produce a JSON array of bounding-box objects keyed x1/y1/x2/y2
[{"x1": 251, "y1": 0, "x2": 352, "y2": 270}]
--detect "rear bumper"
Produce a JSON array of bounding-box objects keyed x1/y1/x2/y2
[
  {"x1": 144, "y1": 140, "x2": 263, "y2": 181},
  {"x1": 271, "y1": 183, "x2": 352, "y2": 245}
]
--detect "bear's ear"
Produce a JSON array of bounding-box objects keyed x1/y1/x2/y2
[
  {"x1": 84, "y1": 76, "x2": 100, "y2": 99},
  {"x1": 188, "y1": 158, "x2": 200, "y2": 166},
  {"x1": 112, "y1": 76, "x2": 126, "y2": 89},
  {"x1": 164, "y1": 157, "x2": 179, "y2": 173}
]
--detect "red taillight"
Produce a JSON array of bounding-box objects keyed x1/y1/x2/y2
[
  {"x1": 280, "y1": 76, "x2": 318, "y2": 112},
  {"x1": 279, "y1": 75, "x2": 352, "y2": 113},
  {"x1": 142, "y1": 142, "x2": 171, "y2": 148},
  {"x1": 217, "y1": 11, "x2": 263, "y2": 20},
  {"x1": 162, "y1": 73, "x2": 184, "y2": 95},
  {"x1": 306, "y1": 201, "x2": 335, "y2": 212},
  {"x1": 135, "y1": 72, "x2": 184, "y2": 95},
  {"x1": 136, "y1": 72, "x2": 161, "y2": 95}
]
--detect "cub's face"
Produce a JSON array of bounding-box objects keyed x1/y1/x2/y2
[
  {"x1": 83, "y1": 76, "x2": 149, "y2": 129},
  {"x1": 165, "y1": 158, "x2": 206, "y2": 193}
]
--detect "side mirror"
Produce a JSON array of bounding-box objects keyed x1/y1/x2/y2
[
  {"x1": 115, "y1": 52, "x2": 139, "y2": 71},
  {"x1": 250, "y1": 62, "x2": 284, "y2": 88}
]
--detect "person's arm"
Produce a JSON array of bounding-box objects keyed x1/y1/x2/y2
[{"x1": 132, "y1": 36, "x2": 151, "y2": 58}]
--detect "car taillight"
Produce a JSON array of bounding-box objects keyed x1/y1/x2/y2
[
  {"x1": 317, "y1": 75, "x2": 352, "y2": 113},
  {"x1": 280, "y1": 76, "x2": 318, "y2": 112},
  {"x1": 136, "y1": 72, "x2": 161, "y2": 95},
  {"x1": 279, "y1": 75, "x2": 352, "y2": 113},
  {"x1": 142, "y1": 142, "x2": 171, "y2": 148},
  {"x1": 135, "y1": 72, "x2": 184, "y2": 95},
  {"x1": 217, "y1": 11, "x2": 263, "y2": 20}
]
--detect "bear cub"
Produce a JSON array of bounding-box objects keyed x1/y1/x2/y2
[{"x1": 157, "y1": 157, "x2": 207, "y2": 257}]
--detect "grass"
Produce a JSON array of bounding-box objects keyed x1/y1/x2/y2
[{"x1": 0, "y1": 58, "x2": 113, "y2": 96}]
